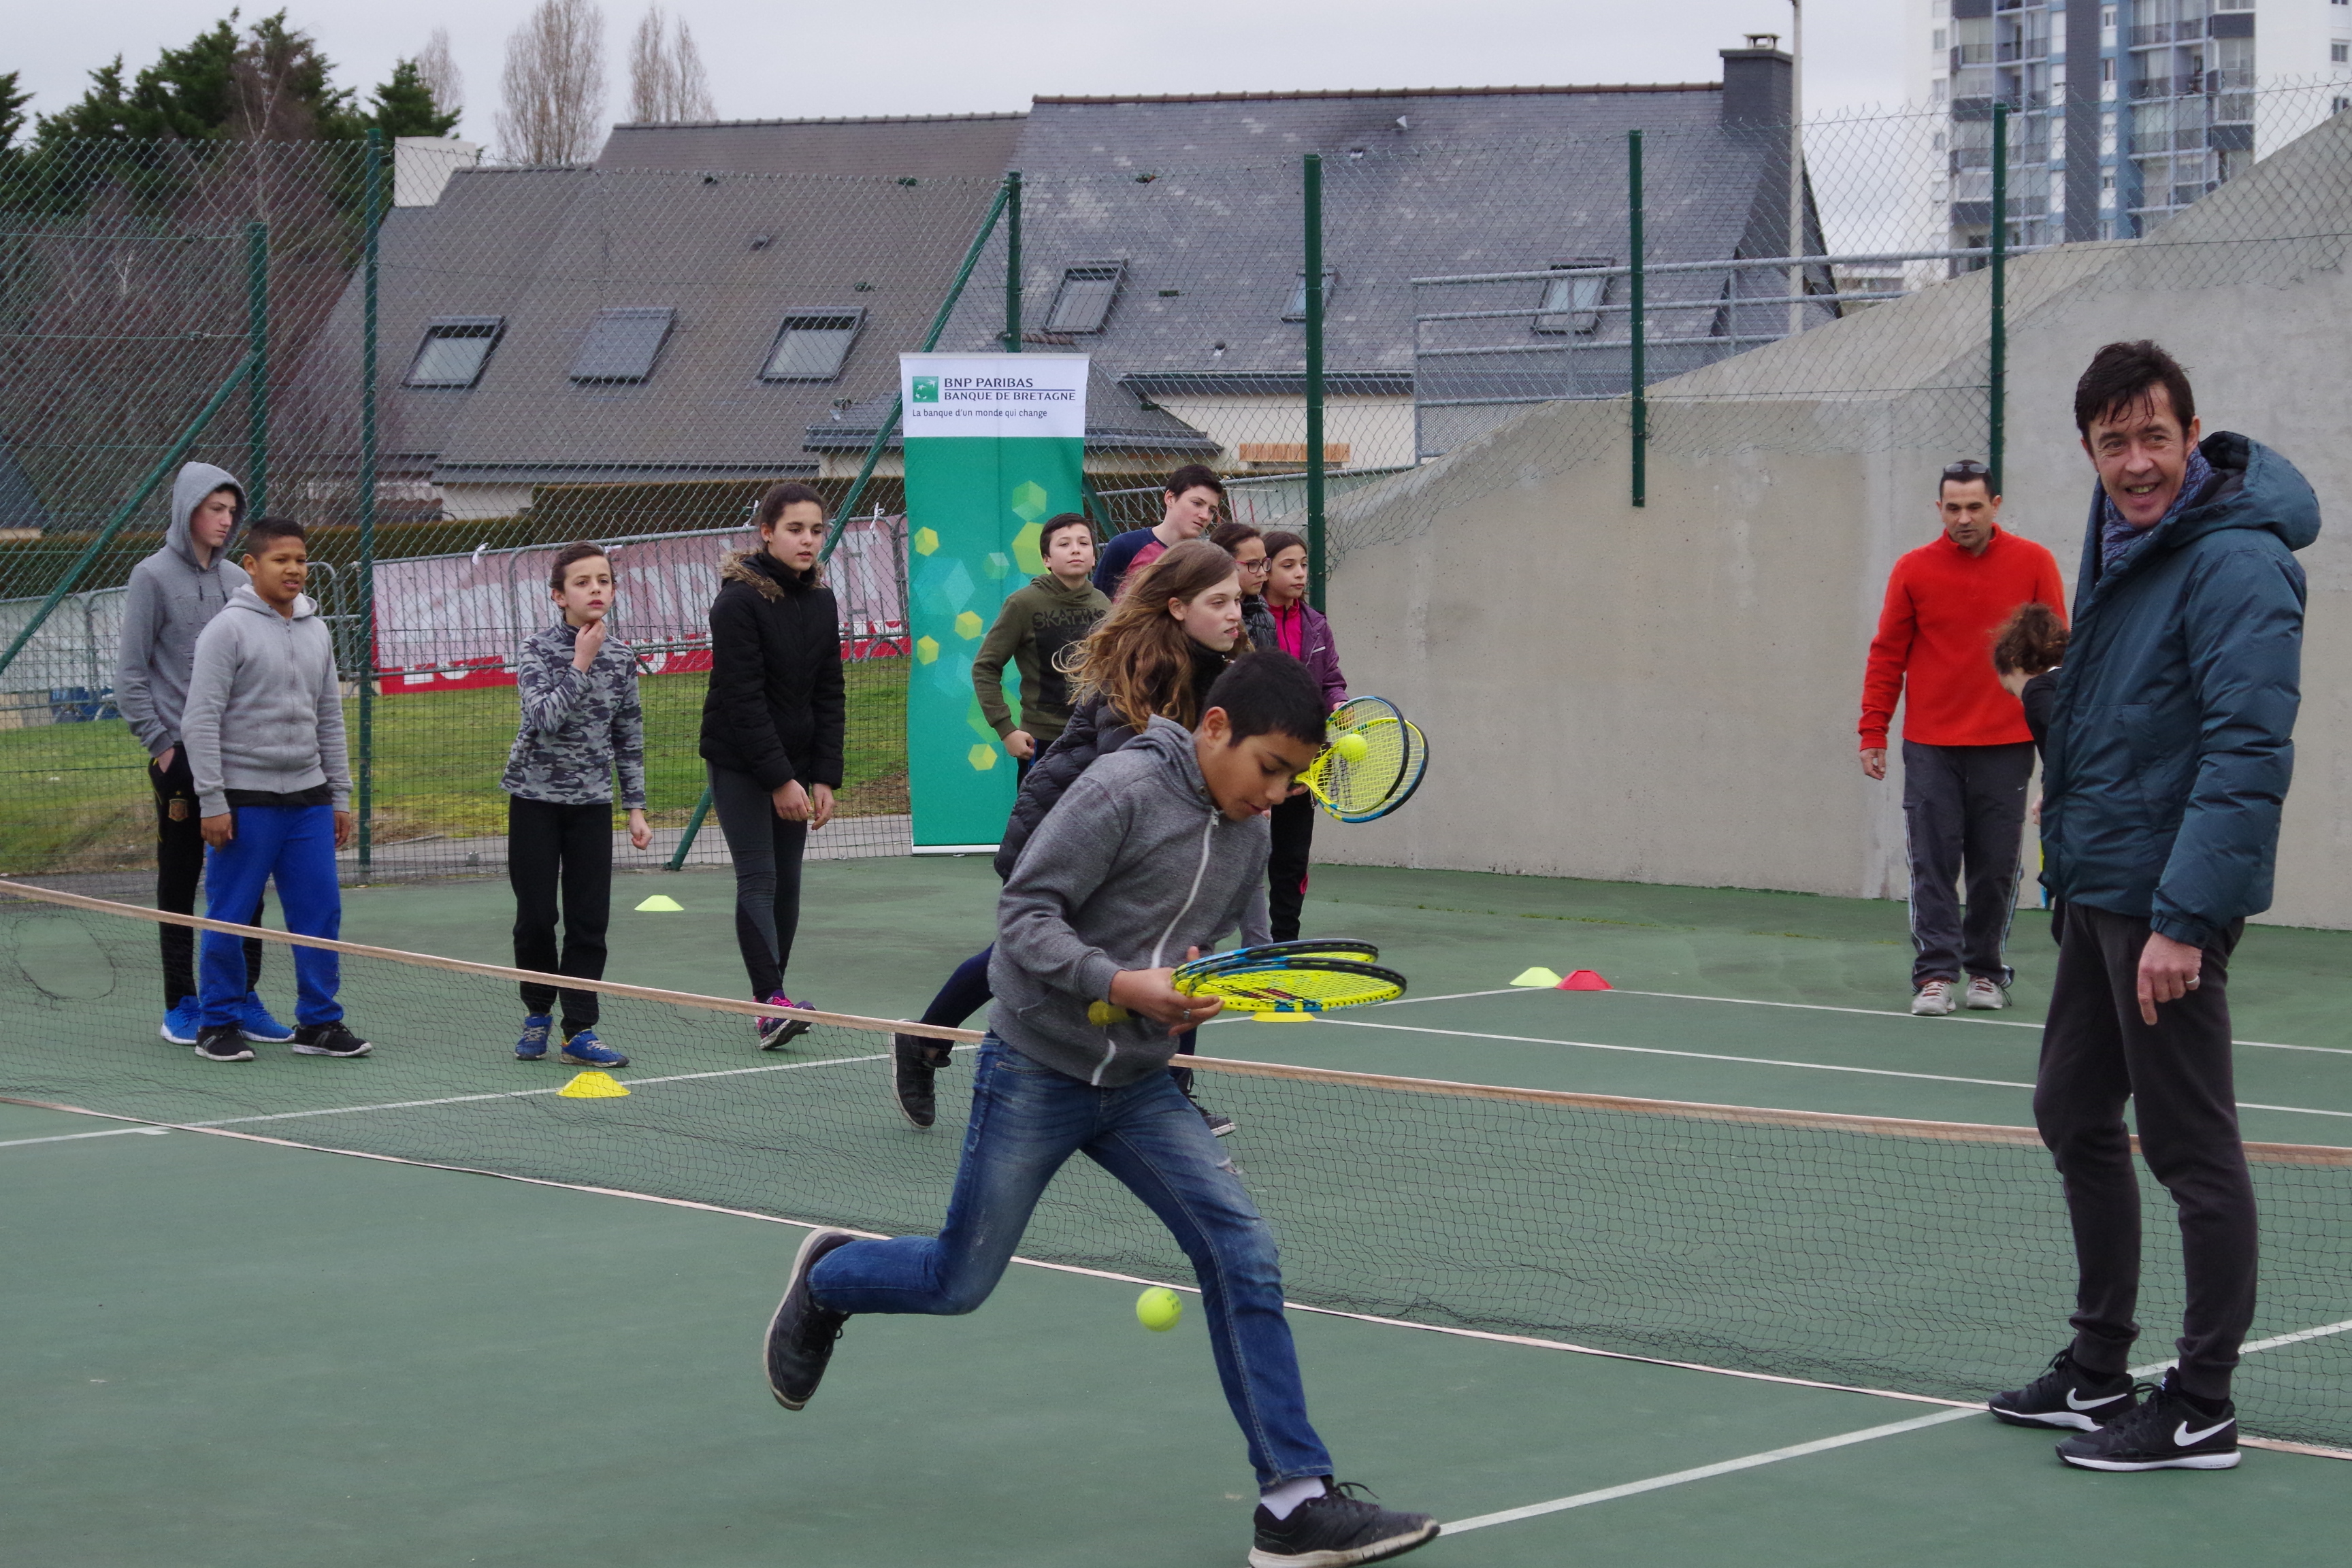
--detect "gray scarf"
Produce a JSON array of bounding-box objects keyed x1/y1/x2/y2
[{"x1": 2099, "y1": 446, "x2": 2213, "y2": 577}]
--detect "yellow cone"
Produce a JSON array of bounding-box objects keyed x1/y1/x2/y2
[
  {"x1": 1509, "y1": 966, "x2": 1564, "y2": 988},
  {"x1": 634, "y1": 894, "x2": 684, "y2": 913},
  {"x1": 558, "y1": 1070, "x2": 630, "y2": 1098}
]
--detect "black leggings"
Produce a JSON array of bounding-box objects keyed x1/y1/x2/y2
[
  {"x1": 708, "y1": 764, "x2": 809, "y2": 1000},
  {"x1": 507, "y1": 796, "x2": 612, "y2": 1034},
  {"x1": 152, "y1": 749, "x2": 261, "y2": 1008}
]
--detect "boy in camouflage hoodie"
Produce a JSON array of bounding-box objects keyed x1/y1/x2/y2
[{"x1": 502, "y1": 542, "x2": 651, "y2": 1068}]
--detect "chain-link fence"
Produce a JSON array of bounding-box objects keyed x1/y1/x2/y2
[{"x1": 5, "y1": 78, "x2": 2348, "y2": 886}]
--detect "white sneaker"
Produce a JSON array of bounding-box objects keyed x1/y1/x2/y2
[
  {"x1": 1964, "y1": 977, "x2": 2010, "y2": 1011},
  {"x1": 1910, "y1": 980, "x2": 1957, "y2": 1016}
]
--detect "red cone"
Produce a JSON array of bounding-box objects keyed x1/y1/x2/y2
[{"x1": 1556, "y1": 970, "x2": 1612, "y2": 991}]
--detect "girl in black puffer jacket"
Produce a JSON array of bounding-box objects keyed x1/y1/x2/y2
[
  {"x1": 700, "y1": 483, "x2": 845, "y2": 1045},
  {"x1": 891, "y1": 538, "x2": 1264, "y2": 1132}
]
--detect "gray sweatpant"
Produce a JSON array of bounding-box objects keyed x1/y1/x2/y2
[{"x1": 1901, "y1": 738, "x2": 2035, "y2": 988}]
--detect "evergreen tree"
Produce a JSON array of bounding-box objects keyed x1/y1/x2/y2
[
  {"x1": 364, "y1": 60, "x2": 461, "y2": 140},
  {"x1": 0, "y1": 71, "x2": 31, "y2": 154}
]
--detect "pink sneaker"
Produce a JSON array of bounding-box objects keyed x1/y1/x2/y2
[{"x1": 757, "y1": 992, "x2": 815, "y2": 1051}]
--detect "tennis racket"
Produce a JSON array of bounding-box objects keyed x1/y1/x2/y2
[
  {"x1": 1177, "y1": 938, "x2": 1382, "y2": 973},
  {"x1": 1328, "y1": 717, "x2": 1426, "y2": 824},
  {"x1": 1170, "y1": 942, "x2": 1406, "y2": 1014},
  {"x1": 1299, "y1": 697, "x2": 1410, "y2": 819}
]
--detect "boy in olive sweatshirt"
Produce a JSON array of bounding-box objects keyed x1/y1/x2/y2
[{"x1": 971, "y1": 512, "x2": 1109, "y2": 780}]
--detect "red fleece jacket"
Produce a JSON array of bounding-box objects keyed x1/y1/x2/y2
[{"x1": 1859, "y1": 527, "x2": 2066, "y2": 750}]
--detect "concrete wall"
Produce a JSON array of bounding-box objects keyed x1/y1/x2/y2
[{"x1": 1320, "y1": 112, "x2": 2352, "y2": 928}]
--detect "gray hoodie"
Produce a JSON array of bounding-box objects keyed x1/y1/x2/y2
[
  {"x1": 987, "y1": 715, "x2": 1270, "y2": 1087},
  {"x1": 182, "y1": 584, "x2": 353, "y2": 819},
  {"x1": 115, "y1": 463, "x2": 250, "y2": 757}
]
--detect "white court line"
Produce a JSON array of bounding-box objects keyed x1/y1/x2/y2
[
  {"x1": 1603, "y1": 986, "x2": 2352, "y2": 1057},
  {"x1": 0, "y1": 1126, "x2": 173, "y2": 1149},
  {"x1": 1322, "y1": 1017, "x2": 2352, "y2": 1122},
  {"x1": 1439, "y1": 1407, "x2": 1980, "y2": 1535},
  {"x1": 182, "y1": 1052, "x2": 889, "y2": 1130}
]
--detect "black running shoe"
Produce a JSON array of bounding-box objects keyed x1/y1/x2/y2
[
  {"x1": 1200, "y1": 1107, "x2": 1237, "y2": 1137},
  {"x1": 764, "y1": 1228, "x2": 857, "y2": 1411},
  {"x1": 290, "y1": 1022, "x2": 372, "y2": 1058},
  {"x1": 1990, "y1": 1348, "x2": 2139, "y2": 1431},
  {"x1": 891, "y1": 1034, "x2": 951, "y2": 1130},
  {"x1": 2055, "y1": 1371, "x2": 2240, "y2": 1471},
  {"x1": 1250, "y1": 1483, "x2": 1439, "y2": 1568},
  {"x1": 194, "y1": 1024, "x2": 255, "y2": 1063}
]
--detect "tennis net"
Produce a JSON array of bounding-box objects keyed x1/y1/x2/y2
[{"x1": 6, "y1": 880, "x2": 2350, "y2": 1454}]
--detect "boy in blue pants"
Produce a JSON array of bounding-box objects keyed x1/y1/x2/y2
[
  {"x1": 182, "y1": 517, "x2": 370, "y2": 1063},
  {"x1": 762, "y1": 651, "x2": 1436, "y2": 1568}
]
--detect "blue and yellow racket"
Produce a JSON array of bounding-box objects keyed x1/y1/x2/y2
[{"x1": 1170, "y1": 941, "x2": 1405, "y2": 1015}]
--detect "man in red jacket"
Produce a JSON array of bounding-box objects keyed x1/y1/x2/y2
[{"x1": 1859, "y1": 460, "x2": 2067, "y2": 1015}]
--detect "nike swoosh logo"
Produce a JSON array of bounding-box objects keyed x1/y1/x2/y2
[
  {"x1": 2065, "y1": 1388, "x2": 2129, "y2": 1410},
  {"x1": 2176, "y1": 1419, "x2": 2234, "y2": 1446}
]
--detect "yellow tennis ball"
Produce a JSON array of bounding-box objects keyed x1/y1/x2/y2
[
  {"x1": 1334, "y1": 732, "x2": 1369, "y2": 762},
  {"x1": 1136, "y1": 1286, "x2": 1183, "y2": 1332}
]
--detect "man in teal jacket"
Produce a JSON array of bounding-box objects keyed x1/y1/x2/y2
[{"x1": 1989, "y1": 341, "x2": 2318, "y2": 1473}]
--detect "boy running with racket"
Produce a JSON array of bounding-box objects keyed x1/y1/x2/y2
[{"x1": 766, "y1": 651, "x2": 1437, "y2": 1568}]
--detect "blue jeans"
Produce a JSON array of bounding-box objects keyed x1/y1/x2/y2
[
  {"x1": 809, "y1": 1038, "x2": 1334, "y2": 1486},
  {"x1": 199, "y1": 804, "x2": 342, "y2": 1028}
]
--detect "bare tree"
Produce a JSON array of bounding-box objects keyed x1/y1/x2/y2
[
  {"x1": 627, "y1": 4, "x2": 715, "y2": 124},
  {"x1": 416, "y1": 27, "x2": 465, "y2": 127},
  {"x1": 496, "y1": 0, "x2": 607, "y2": 165}
]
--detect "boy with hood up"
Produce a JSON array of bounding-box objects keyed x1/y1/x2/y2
[{"x1": 114, "y1": 462, "x2": 282, "y2": 1047}]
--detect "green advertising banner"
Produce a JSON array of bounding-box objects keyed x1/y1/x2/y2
[{"x1": 898, "y1": 353, "x2": 1090, "y2": 848}]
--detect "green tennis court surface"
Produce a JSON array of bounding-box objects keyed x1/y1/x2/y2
[{"x1": 9, "y1": 862, "x2": 2352, "y2": 1565}]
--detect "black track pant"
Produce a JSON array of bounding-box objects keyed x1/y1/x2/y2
[
  {"x1": 2036, "y1": 901, "x2": 2255, "y2": 1402},
  {"x1": 508, "y1": 796, "x2": 613, "y2": 1035},
  {"x1": 151, "y1": 747, "x2": 261, "y2": 1009},
  {"x1": 708, "y1": 764, "x2": 808, "y2": 1002},
  {"x1": 1901, "y1": 739, "x2": 2034, "y2": 987},
  {"x1": 1267, "y1": 793, "x2": 1316, "y2": 943}
]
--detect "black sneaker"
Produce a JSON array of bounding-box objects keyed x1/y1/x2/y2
[
  {"x1": 1250, "y1": 1482, "x2": 1439, "y2": 1568},
  {"x1": 891, "y1": 1034, "x2": 952, "y2": 1130},
  {"x1": 290, "y1": 1022, "x2": 372, "y2": 1058},
  {"x1": 764, "y1": 1228, "x2": 858, "y2": 1411},
  {"x1": 2055, "y1": 1371, "x2": 2240, "y2": 1471},
  {"x1": 194, "y1": 1024, "x2": 255, "y2": 1063},
  {"x1": 1990, "y1": 1348, "x2": 2139, "y2": 1431},
  {"x1": 1200, "y1": 1107, "x2": 1237, "y2": 1137}
]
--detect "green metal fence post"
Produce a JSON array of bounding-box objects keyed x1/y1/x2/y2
[
  {"x1": 1004, "y1": 169, "x2": 1022, "y2": 353},
  {"x1": 1989, "y1": 100, "x2": 2008, "y2": 495},
  {"x1": 1629, "y1": 130, "x2": 1647, "y2": 509},
  {"x1": 357, "y1": 129, "x2": 382, "y2": 870},
  {"x1": 1303, "y1": 152, "x2": 1326, "y2": 612},
  {"x1": 246, "y1": 220, "x2": 270, "y2": 517}
]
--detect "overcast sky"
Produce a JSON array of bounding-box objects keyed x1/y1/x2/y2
[{"x1": 13, "y1": 1, "x2": 1910, "y2": 148}]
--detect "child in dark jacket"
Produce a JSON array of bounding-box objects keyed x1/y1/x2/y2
[
  {"x1": 1259, "y1": 530, "x2": 1348, "y2": 941},
  {"x1": 503, "y1": 542, "x2": 651, "y2": 1069},
  {"x1": 762, "y1": 651, "x2": 1438, "y2": 1568},
  {"x1": 1211, "y1": 519, "x2": 1278, "y2": 651},
  {"x1": 892, "y1": 539, "x2": 1262, "y2": 1133},
  {"x1": 699, "y1": 483, "x2": 846, "y2": 1047}
]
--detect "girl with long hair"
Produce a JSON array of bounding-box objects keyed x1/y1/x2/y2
[
  {"x1": 892, "y1": 538, "x2": 1259, "y2": 1133},
  {"x1": 700, "y1": 482, "x2": 846, "y2": 1048}
]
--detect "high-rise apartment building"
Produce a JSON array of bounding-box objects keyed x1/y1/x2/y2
[{"x1": 1906, "y1": 0, "x2": 2352, "y2": 250}]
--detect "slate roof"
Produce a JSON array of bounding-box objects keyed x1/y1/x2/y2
[
  {"x1": 931, "y1": 55, "x2": 1827, "y2": 406},
  {"x1": 298, "y1": 128, "x2": 1017, "y2": 486},
  {"x1": 806, "y1": 359, "x2": 1218, "y2": 457},
  {"x1": 598, "y1": 114, "x2": 1025, "y2": 179}
]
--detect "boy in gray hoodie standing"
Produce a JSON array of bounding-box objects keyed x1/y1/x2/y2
[
  {"x1": 181, "y1": 517, "x2": 369, "y2": 1063},
  {"x1": 114, "y1": 462, "x2": 281, "y2": 1046},
  {"x1": 760, "y1": 652, "x2": 1437, "y2": 1568}
]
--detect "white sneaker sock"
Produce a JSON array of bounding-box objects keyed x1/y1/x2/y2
[{"x1": 1259, "y1": 1477, "x2": 1330, "y2": 1520}]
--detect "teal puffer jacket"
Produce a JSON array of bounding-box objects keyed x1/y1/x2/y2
[{"x1": 2040, "y1": 432, "x2": 2319, "y2": 946}]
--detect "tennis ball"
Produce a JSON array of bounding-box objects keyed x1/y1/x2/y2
[
  {"x1": 1136, "y1": 1286, "x2": 1183, "y2": 1332},
  {"x1": 1334, "y1": 732, "x2": 1369, "y2": 762},
  {"x1": 1088, "y1": 1000, "x2": 1132, "y2": 1026}
]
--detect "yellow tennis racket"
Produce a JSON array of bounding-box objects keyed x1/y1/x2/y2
[
  {"x1": 1170, "y1": 944, "x2": 1406, "y2": 1014},
  {"x1": 1300, "y1": 698, "x2": 1410, "y2": 819}
]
